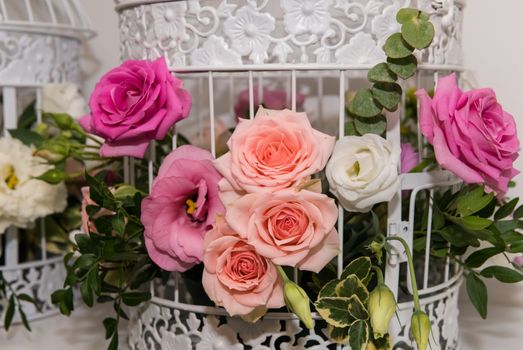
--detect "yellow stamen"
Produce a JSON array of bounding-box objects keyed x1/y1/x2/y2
[
  {"x1": 347, "y1": 161, "x2": 360, "y2": 177},
  {"x1": 186, "y1": 199, "x2": 197, "y2": 215},
  {"x1": 4, "y1": 165, "x2": 19, "y2": 190}
]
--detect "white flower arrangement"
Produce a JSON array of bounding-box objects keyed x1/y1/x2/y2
[
  {"x1": 0, "y1": 137, "x2": 67, "y2": 233},
  {"x1": 42, "y1": 83, "x2": 88, "y2": 119}
]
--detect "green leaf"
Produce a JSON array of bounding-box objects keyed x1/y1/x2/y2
[
  {"x1": 86, "y1": 205, "x2": 101, "y2": 218},
  {"x1": 75, "y1": 234, "x2": 96, "y2": 253},
  {"x1": 74, "y1": 253, "x2": 97, "y2": 270},
  {"x1": 456, "y1": 187, "x2": 495, "y2": 217},
  {"x1": 464, "y1": 247, "x2": 504, "y2": 268},
  {"x1": 335, "y1": 275, "x2": 369, "y2": 303},
  {"x1": 103, "y1": 317, "x2": 117, "y2": 339},
  {"x1": 327, "y1": 325, "x2": 350, "y2": 345},
  {"x1": 108, "y1": 331, "x2": 119, "y2": 350},
  {"x1": 466, "y1": 273, "x2": 488, "y2": 319},
  {"x1": 4, "y1": 295, "x2": 15, "y2": 331},
  {"x1": 368, "y1": 63, "x2": 398, "y2": 83},
  {"x1": 481, "y1": 266, "x2": 523, "y2": 283},
  {"x1": 494, "y1": 198, "x2": 519, "y2": 220},
  {"x1": 122, "y1": 291, "x2": 151, "y2": 307},
  {"x1": 88, "y1": 268, "x2": 101, "y2": 295},
  {"x1": 513, "y1": 204, "x2": 523, "y2": 219},
  {"x1": 94, "y1": 216, "x2": 113, "y2": 236},
  {"x1": 18, "y1": 307, "x2": 31, "y2": 331},
  {"x1": 462, "y1": 216, "x2": 493, "y2": 230},
  {"x1": 437, "y1": 225, "x2": 479, "y2": 248},
  {"x1": 8, "y1": 129, "x2": 44, "y2": 147},
  {"x1": 318, "y1": 279, "x2": 338, "y2": 299},
  {"x1": 396, "y1": 8, "x2": 421, "y2": 24},
  {"x1": 80, "y1": 280, "x2": 94, "y2": 307},
  {"x1": 113, "y1": 302, "x2": 129, "y2": 320},
  {"x1": 354, "y1": 115, "x2": 387, "y2": 136},
  {"x1": 112, "y1": 210, "x2": 126, "y2": 236},
  {"x1": 314, "y1": 297, "x2": 354, "y2": 327},
  {"x1": 34, "y1": 169, "x2": 66, "y2": 185},
  {"x1": 401, "y1": 13, "x2": 435, "y2": 49},
  {"x1": 341, "y1": 256, "x2": 371, "y2": 281},
  {"x1": 347, "y1": 89, "x2": 382, "y2": 118},
  {"x1": 17, "y1": 293, "x2": 36, "y2": 304},
  {"x1": 347, "y1": 295, "x2": 368, "y2": 320},
  {"x1": 371, "y1": 82, "x2": 402, "y2": 111},
  {"x1": 344, "y1": 121, "x2": 357, "y2": 136},
  {"x1": 349, "y1": 320, "x2": 369, "y2": 350},
  {"x1": 387, "y1": 55, "x2": 418, "y2": 80},
  {"x1": 18, "y1": 101, "x2": 36, "y2": 129},
  {"x1": 382, "y1": 33, "x2": 414, "y2": 59}
]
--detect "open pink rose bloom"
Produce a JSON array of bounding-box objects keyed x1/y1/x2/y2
[
  {"x1": 417, "y1": 73, "x2": 519, "y2": 195},
  {"x1": 80, "y1": 57, "x2": 192, "y2": 158},
  {"x1": 141, "y1": 145, "x2": 225, "y2": 272}
]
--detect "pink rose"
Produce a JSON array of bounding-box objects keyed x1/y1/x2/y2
[
  {"x1": 80, "y1": 187, "x2": 114, "y2": 234},
  {"x1": 141, "y1": 145, "x2": 224, "y2": 272},
  {"x1": 401, "y1": 143, "x2": 419, "y2": 174},
  {"x1": 214, "y1": 108, "x2": 335, "y2": 198},
  {"x1": 417, "y1": 74, "x2": 519, "y2": 195},
  {"x1": 80, "y1": 57, "x2": 192, "y2": 158},
  {"x1": 202, "y1": 217, "x2": 284, "y2": 321},
  {"x1": 234, "y1": 87, "x2": 305, "y2": 120},
  {"x1": 226, "y1": 187, "x2": 339, "y2": 273}
]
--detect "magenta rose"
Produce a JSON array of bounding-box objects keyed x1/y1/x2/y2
[
  {"x1": 141, "y1": 145, "x2": 224, "y2": 272},
  {"x1": 234, "y1": 87, "x2": 305, "y2": 120},
  {"x1": 417, "y1": 74, "x2": 519, "y2": 195},
  {"x1": 401, "y1": 143, "x2": 419, "y2": 174},
  {"x1": 214, "y1": 107, "x2": 335, "y2": 199},
  {"x1": 80, "y1": 57, "x2": 192, "y2": 158},
  {"x1": 202, "y1": 217, "x2": 284, "y2": 321},
  {"x1": 226, "y1": 187, "x2": 339, "y2": 273}
]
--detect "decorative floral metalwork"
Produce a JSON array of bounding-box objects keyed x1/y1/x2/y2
[{"x1": 117, "y1": 0, "x2": 464, "y2": 67}]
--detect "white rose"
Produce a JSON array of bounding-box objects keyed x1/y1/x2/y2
[
  {"x1": 326, "y1": 134, "x2": 400, "y2": 212},
  {"x1": 0, "y1": 138, "x2": 67, "y2": 233},
  {"x1": 42, "y1": 83, "x2": 87, "y2": 119}
]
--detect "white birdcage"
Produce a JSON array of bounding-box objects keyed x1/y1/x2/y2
[
  {"x1": 115, "y1": 0, "x2": 466, "y2": 349},
  {"x1": 0, "y1": 0, "x2": 93, "y2": 325}
]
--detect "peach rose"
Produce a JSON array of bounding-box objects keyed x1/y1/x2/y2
[
  {"x1": 214, "y1": 107, "x2": 335, "y2": 199},
  {"x1": 226, "y1": 187, "x2": 339, "y2": 273},
  {"x1": 202, "y1": 217, "x2": 284, "y2": 321}
]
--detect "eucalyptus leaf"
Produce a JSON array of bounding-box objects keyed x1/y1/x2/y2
[
  {"x1": 354, "y1": 115, "x2": 387, "y2": 136},
  {"x1": 402, "y1": 14, "x2": 435, "y2": 49},
  {"x1": 371, "y1": 83, "x2": 402, "y2": 111},
  {"x1": 347, "y1": 88, "x2": 382, "y2": 118},
  {"x1": 368, "y1": 63, "x2": 398, "y2": 83},
  {"x1": 387, "y1": 55, "x2": 418, "y2": 80},
  {"x1": 344, "y1": 121, "x2": 358, "y2": 136},
  {"x1": 396, "y1": 8, "x2": 422, "y2": 24},
  {"x1": 382, "y1": 33, "x2": 414, "y2": 59}
]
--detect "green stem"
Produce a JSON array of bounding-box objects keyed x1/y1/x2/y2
[
  {"x1": 372, "y1": 266, "x2": 385, "y2": 285},
  {"x1": 276, "y1": 265, "x2": 291, "y2": 283},
  {"x1": 387, "y1": 236, "x2": 421, "y2": 312}
]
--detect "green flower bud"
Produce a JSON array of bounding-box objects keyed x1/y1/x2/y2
[
  {"x1": 368, "y1": 284, "x2": 396, "y2": 339},
  {"x1": 34, "y1": 123, "x2": 49, "y2": 137},
  {"x1": 410, "y1": 311, "x2": 431, "y2": 350},
  {"x1": 114, "y1": 185, "x2": 142, "y2": 200},
  {"x1": 34, "y1": 168, "x2": 66, "y2": 184},
  {"x1": 283, "y1": 280, "x2": 314, "y2": 329},
  {"x1": 35, "y1": 140, "x2": 70, "y2": 163},
  {"x1": 48, "y1": 113, "x2": 74, "y2": 130}
]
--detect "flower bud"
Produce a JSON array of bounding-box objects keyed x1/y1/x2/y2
[
  {"x1": 34, "y1": 122, "x2": 49, "y2": 137},
  {"x1": 34, "y1": 168, "x2": 67, "y2": 184},
  {"x1": 48, "y1": 113, "x2": 74, "y2": 130},
  {"x1": 368, "y1": 284, "x2": 396, "y2": 339},
  {"x1": 283, "y1": 280, "x2": 314, "y2": 329},
  {"x1": 410, "y1": 311, "x2": 431, "y2": 350}
]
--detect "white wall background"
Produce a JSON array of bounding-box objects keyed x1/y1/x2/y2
[{"x1": 74, "y1": 0, "x2": 523, "y2": 347}]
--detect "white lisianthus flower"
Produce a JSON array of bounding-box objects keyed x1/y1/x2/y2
[
  {"x1": 0, "y1": 138, "x2": 67, "y2": 233},
  {"x1": 326, "y1": 134, "x2": 400, "y2": 212},
  {"x1": 42, "y1": 83, "x2": 87, "y2": 119}
]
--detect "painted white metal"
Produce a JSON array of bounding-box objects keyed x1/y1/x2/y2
[{"x1": 117, "y1": 1, "x2": 465, "y2": 349}]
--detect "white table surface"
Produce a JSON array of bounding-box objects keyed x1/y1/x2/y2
[{"x1": 1, "y1": 285, "x2": 522, "y2": 350}]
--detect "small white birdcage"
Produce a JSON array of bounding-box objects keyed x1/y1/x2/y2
[
  {"x1": 115, "y1": 0, "x2": 466, "y2": 349},
  {"x1": 0, "y1": 0, "x2": 93, "y2": 325}
]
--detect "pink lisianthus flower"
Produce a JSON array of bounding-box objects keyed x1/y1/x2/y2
[
  {"x1": 226, "y1": 187, "x2": 339, "y2": 273},
  {"x1": 80, "y1": 57, "x2": 192, "y2": 158},
  {"x1": 416, "y1": 74, "x2": 519, "y2": 195},
  {"x1": 401, "y1": 143, "x2": 419, "y2": 174},
  {"x1": 202, "y1": 217, "x2": 284, "y2": 322},
  {"x1": 234, "y1": 87, "x2": 305, "y2": 120},
  {"x1": 141, "y1": 145, "x2": 225, "y2": 272},
  {"x1": 214, "y1": 107, "x2": 335, "y2": 201},
  {"x1": 513, "y1": 255, "x2": 523, "y2": 268}
]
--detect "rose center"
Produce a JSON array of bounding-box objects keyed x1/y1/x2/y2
[{"x1": 3, "y1": 164, "x2": 19, "y2": 190}]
